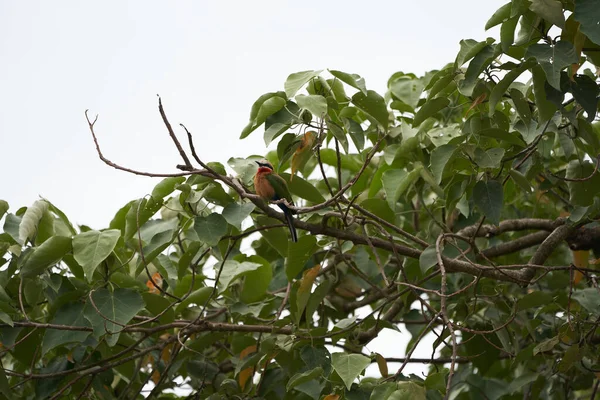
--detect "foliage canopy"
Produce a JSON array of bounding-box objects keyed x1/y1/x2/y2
[{"x1": 2, "y1": 1, "x2": 600, "y2": 399}]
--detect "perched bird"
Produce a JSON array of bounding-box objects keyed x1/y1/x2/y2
[
  {"x1": 254, "y1": 160, "x2": 298, "y2": 242},
  {"x1": 291, "y1": 131, "x2": 316, "y2": 181}
]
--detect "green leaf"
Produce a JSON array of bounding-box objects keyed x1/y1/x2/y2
[
  {"x1": 286, "y1": 236, "x2": 317, "y2": 281},
  {"x1": 413, "y1": 98, "x2": 450, "y2": 127},
  {"x1": 352, "y1": 90, "x2": 389, "y2": 130},
  {"x1": 500, "y1": 16, "x2": 519, "y2": 52},
  {"x1": 425, "y1": 370, "x2": 448, "y2": 394},
  {"x1": 152, "y1": 177, "x2": 186, "y2": 200},
  {"x1": 285, "y1": 70, "x2": 322, "y2": 97},
  {"x1": 529, "y1": 0, "x2": 565, "y2": 28},
  {"x1": 84, "y1": 288, "x2": 145, "y2": 346},
  {"x1": 0, "y1": 366, "x2": 8, "y2": 394},
  {"x1": 427, "y1": 124, "x2": 463, "y2": 147},
  {"x1": 419, "y1": 246, "x2": 438, "y2": 274},
  {"x1": 390, "y1": 78, "x2": 424, "y2": 109},
  {"x1": 280, "y1": 173, "x2": 326, "y2": 204},
  {"x1": 473, "y1": 180, "x2": 503, "y2": 225},
  {"x1": 525, "y1": 41, "x2": 578, "y2": 90},
  {"x1": 194, "y1": 213, "x2": 228, "y2": 246},
  {"x1": 296, "y1": 94, "x2": 327, "y2": 117},
  {"x1": 0, "y1": 201, "x2": 8, "y2": 220},
  {"x1": 485, "y1": 3, "x2": 512, "y2": 30},
  {"x1": 517, "y1": 291, "x2": 553, "y2": 311},
  {"x1": 329, "y1": 70, "x2": 367, "y2": 95},
  {"x1": 531, "y1": 65, "x2": 557, "y2": 122},
  {"x1": 574, "y1": 0, "x2": 600, "y2": 46},
  {"x1": 18, "y1": 199, "x2": 48, "y2": 243},
  {"x1": 20, "y1": 236, "x2": 72, "y2": 277},
  {"x1": 287, "y1": 367, "x2": 324, "y2": 390},
  {"x1": 533, "y1": 336, "x2": 559, "y2": 355},
  {"x1": 222, "y1": 203, "x2": 255, "y2": 230},
  {"x1": 331, "y1": 352, "x2": 371, "y2": 390},
  {"x1": 455, "y1": 38, "x2": 495, "y2": 67},
  {"x1": 142, "y1": 292, "x2": 175, "y2": 324},
  {"x1": 430, "y1": 144, "x2": 457, "y2": 184},
  {"x1": 382, "y1": 167, "x2": 422, "y2": 209},
  {"x1": 218, "y1": 260, "x2": 262, "y2": 292},
  {"x1": 264, "y1": 122, "x2": 290, "y2": 146},
  {"x1": 571, "y1": 74, "x2": 600, "y2": 122},
  {"x1": 255, "y1": 216, "x2": 288, "y2": 257},
  {"x1": 42, "y1": 303, "x2": 91, "y2": 355},
  {"x1": 488, "y1": 61, "x2": 532, "y2": 116},
  {"x1": 567, "y1": 160, "x2": 600, "y2": 206},
  {"x1": 478, "y1": 128, "x2": 526, "y2": 146},
  {"x1": 509, "y1": 170, "x2": 533, "y2": 193},
  {"x1": 240, "y1": 255, "x2": 272, "y2": 303},
  {"x1": 475, "y1": 147, "x2": 505, "y2": 168},
  {"x1": 458, "y1": 45, "x2": 495, "y2": 96},
  {"x1": 390, "y1": 382, "x2": 427, "y2": 400},
  {"x1": 573, "y1": 288, "x2": 600, "y2": 314},
  {"x1": 240, "y1": 93, "x2": 287, "y2": 139},
  {"x1": 174, "y1": 286, "x2": 213, "y2": 314},
  {"x1": 73, "y1": 229, "x2": 121, "y2": 282}
]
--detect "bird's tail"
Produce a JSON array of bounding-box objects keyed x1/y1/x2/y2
[{"x1": 284, "y1": 210, "x2": 298, "y2": 243}]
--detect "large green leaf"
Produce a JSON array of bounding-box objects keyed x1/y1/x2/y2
[
  {"x1": 573, "y1": 288, "x2": 600, "y2": 315},
  {"x1": 239, "y1": 255, "x2": 272, "y2": 303},
  {"x1": 20, "y1": 236, "x2": 72, "y2": 277},
  {"x1": 331, "y1": 352, "x2": 371, "y2": 390},
  {"x1": 0, "y1": 200, "x2": 8, "y2": 221},
  {"x1": 430, "y1": 144, "x2": 457, "y2": 184},
  {"x1": 475, "y1": 148, "x2": 505, "y2": 168},
  {"x1": 574, "y1": 0, "x2": 600, "y2": 46},
  {"x1": 485, "y1": 3, "x2": 512, "y2": 30},
  {"x1": 329, "y1": 70, "x2": 367, "y2": 95},
  {"x1": 240, "y1": 93, "x2": 287, "y2": 139},
  {"x1": 488, "y1": 61, "x2": 532, "y2": 116},
  {"x1": 194, "y1": 213, "x2": 228, "y2": 246},
  {"x1": 525, "y1": 41, "x2": 578, "y2": 90},
  {"x1": 455, "y1": 38, "x2": 495, "y2": 67},
  {"x1": 567, "y1": 160, "x2": 600, "y2": 206},
  {"x1": 42, "y1": 303, "x2": 91, "y2": 355},
  {"x1": 529, "y1": 0, "x2": 565, "y2": 28},
  {"x1": 73, "y1": 229, "x2": 121, "y2": 282},
  {"x1": 473, "y1": 180, "x2": 503, "y2": 225},
  {"x1": 18, "y1": 199, "x2": 48, "y2": 243},
  {"x1": 413, "y1": 98, "x2": 450, "y2": 127},
  {"x1": 351, "y1": 90, "x2": 389, "y2": 130},
  {"x1": 296, "y1": 94, "x2": 327, "y2": 117},
  {"x1": 84, "y1": 288, "x2": 145, "y2": 346},
  {"x1": 285, "y1": 70, "x2": 322, "y2": 97},
  {"x1": 217, "y1": 260, "x2": 262, "y2": 292},
  {"x1": 286, "y1": 236, "x2": 317, "y2": 281},
  {"x1": 222, "y1": 202, "x2": 255, "y2": 230},
  {"x1": 279, "y1": 173, "x2": 326, "y2": 204}
]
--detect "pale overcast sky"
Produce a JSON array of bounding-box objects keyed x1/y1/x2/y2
[
  {"x1": 1, "y1": 1, "x2": 504, "y2": 378},
  {"x1": 1, "y1": 1, "x2": 502, "y2": 228}
]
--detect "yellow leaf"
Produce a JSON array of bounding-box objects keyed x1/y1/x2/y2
[
  {"x1": 323, "y1": 395, "x2": 340, "y2": 400},
  {"x1": 238, "y1": 345, "x2": 257, "y2": 390},
  {"x1": 573, "y1": 250, "x2": 589, "y2": 285},
  {"x1": 375, "y1": 352, "x2": 388, "y2": 377},
  {"x1": 298, "y1": 264, "x2": 321, "y2": 295}
]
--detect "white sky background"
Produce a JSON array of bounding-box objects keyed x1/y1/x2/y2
[{"x1": 1, "y1": 0, "x2": 503, "y2": 382}]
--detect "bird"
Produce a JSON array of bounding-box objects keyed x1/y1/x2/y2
[
  {"x1": 254, "y1": 160, "x2": 298, "y2": 242},
  {"x1": 291, "y1": 131, "x2": 316, "y2": 181}
]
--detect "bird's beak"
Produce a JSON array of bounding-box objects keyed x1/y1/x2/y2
[{"x1": 255, "y1": 161, "x2": 260, "y2": 166}]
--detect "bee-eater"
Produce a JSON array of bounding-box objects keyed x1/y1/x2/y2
[
  {"x1": 254, "y1": 160, "x2": 298, "y2": 242},
  {"x1": 291, "y1": 131, "x2": 316, "y2": 181}
]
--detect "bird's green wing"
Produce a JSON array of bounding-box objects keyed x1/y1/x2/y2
[{"x1": 265, "y1": 173, "x2": 293, "y2": 203}]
